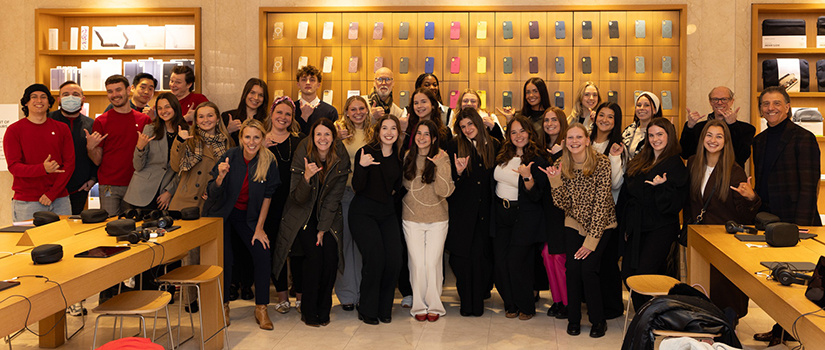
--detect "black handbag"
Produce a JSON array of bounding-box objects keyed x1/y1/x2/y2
[{"x1": 679, "y1": 186, "x2": 716, "y2": 246}]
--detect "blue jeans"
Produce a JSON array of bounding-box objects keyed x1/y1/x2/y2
[{"x1": 12, "y1": 196, "x2": 71, "y2": 222}]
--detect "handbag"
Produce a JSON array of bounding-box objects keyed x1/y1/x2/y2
[{"x1": 679, "y1": 186, "x2": 717, "y2": 246}]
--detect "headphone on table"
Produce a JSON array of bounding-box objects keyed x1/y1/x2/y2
[
  {"x1": 725, "y1": 220, "x2": 758, "y2": 234},
  {"x1": 772, "y1": 264, "x2": 812, "y2": 286}
]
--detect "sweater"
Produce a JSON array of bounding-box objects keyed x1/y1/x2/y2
[
  {"x1": 401, "y1": 150, "x2": 455, "y2": 223},
  {"x1": 92, "y1": 109, "x2": 152, "y2": 186},
  {"x1": 4, "y1": 117, "x2": 75, "y2": 201}
]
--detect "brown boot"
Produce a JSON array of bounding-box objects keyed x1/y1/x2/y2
[
  {"x1": 255, "y1": 304, "x2": 273, "y2": 330},
  {"x1": 223, "y1": 302, "x2": 231, "y2": 326}
]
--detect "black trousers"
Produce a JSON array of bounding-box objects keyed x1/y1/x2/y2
[
  {"x1": 493, "y1": 201, "x2": 536, "y2": 315},
  {"x1": 231, "y1": 232, "x2": 254, "y2": 290},
  {"x1": 69, "y1": 190, "x2": 89, "y2": 215},
  {"x1": 349, "y1": 195, "x2": 402, "y2": 319},
  {"x1": 565, "y1": 227, "x2": 611, "y2": 325},
  {"x1": 622, "y1": 224, "x2": 679, "y2": 311},
  {"x1": 449, "y1": 214, "x2": 492, "y2": 316},
  {"x1": 223, "y1": 208, "x2": 271, "y2": 305},
  {"x1": 600, "y1": 225, "x2": 624, "y2": 318},
  {"x1": 297, "y1": 216, "x2": 338, "y2": 324}
]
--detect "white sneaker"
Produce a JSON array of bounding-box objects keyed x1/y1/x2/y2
[
  {"x1": 67, "y1": 302, "x2": 87, "y2": 316},
  {"x1": 401, "y1": 295, "x2": 412, "y2": 308},
  {"x1": 296, "y1": 300, "x2": 302, "y2": 313},
  {"x1": 274, "y1": 300, "x2": 291, "y2": 314}
]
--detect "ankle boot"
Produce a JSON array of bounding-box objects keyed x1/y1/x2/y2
[
  {"x1": 255, "y1": 304, "x2": 273, "y2": 330},
  {"x1": 223, "y1": 302, "x2": 231, "y2": 326}
]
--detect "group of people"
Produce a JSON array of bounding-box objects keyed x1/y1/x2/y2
[{"x1": 8, "y1": 62, "x2": 818, "y2": 344}]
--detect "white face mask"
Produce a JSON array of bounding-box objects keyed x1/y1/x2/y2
[{"x1": 60, "y1": 95, "x2": 82, "y2": 114}]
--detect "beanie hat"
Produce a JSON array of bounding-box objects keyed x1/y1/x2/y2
[
  {"x1": 20, "y1": 83, "x2": 55, "y2": 116},
  {"x1": 634, "y1": 91, "x2": 660, "y2": 114}
]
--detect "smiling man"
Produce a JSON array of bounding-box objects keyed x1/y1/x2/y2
[
  {"x1": 680, "y1": 86, "x2": 755, "y2": 167},
  {"x1": 367, "y1": 67, "x2": 407, "y2": 125},
  {"x1": 169, "y1": 65, "x2": 208, "y2": 123},
  {"x1": 293, "y1": 65, "x2": 338, "y2": 135},
  {"x1": 103, "y1": 73, "x2": 157, "y2": 119}
]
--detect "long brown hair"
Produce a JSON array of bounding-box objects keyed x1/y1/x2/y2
[
  {"x1": 234, "y1": 78, "x2": 270, "y2": 127},
  {"x1": 152, "y1": 92, "x2": 188, "y2": 138},
  {"x1": 626, "y1": 117, "x2": 681, "y2": 176},
  {"x1": 366, "y1": 114, "x2": 403, "y2": 156},
  {"x1": 187, "y1": 101, "x2": 234, "y2": 150},
  {"x1": 689, "y1": 119, "x2": 733, "y2": 201},
  {"x1": 306, "y1": 118, "x2": 339, "y2": 183},
  {"x1": 452, "y1": 107, "x2": 496, "y2": 171},
  {"x1": 496, "y1": 115, "x2": 542, "y2": 166},
  {"x1": 404, "y1": 120, "x2": 440, "y2": 184},
  {"x1": 560, "y1": 123, "x2": 599, "y2": 178},
  {"x1": 335, "y1": 95, "x2": 373, "y2": 144},
  {"x1": 406, "y1": 87, "x2": 446, "y2": 139},
  {"x1": 542, "y1": 107, "x2": 569, "y2": 150}
]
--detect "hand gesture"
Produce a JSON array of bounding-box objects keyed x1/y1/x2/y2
[
  {"x1": 609, "y1": 143, "x2": 624, "y2": 157},
  {"x1": 136, "y1": 131, "x2": 155, "y2": 151},
  {"x1": 156, "y1": 191, "x2": 172, "y2": 210},
  {"x1": 574, "y1": 246, "x2": 593, "y2": 260},
  {"x1": 142, "y1": 105, "x2": 156, "y2": 121},
  {"x1": 496, "y1": 107, "x2": 515, "y2": 122},
  {"x1": 79, "y1": 179, "x2": 96, "y2": 192},
  {"x1": 588, "y1": 109, "x2": 596, "y2": 122},
  {"x1": 538, "y1": 164, "x2": 561, "y2": 180},
  {"x1": 721, "y1": 107, "x2": 741, "y2": 124},
  {"x1": 183, "y1": 104, "x2": 195, "y2": 123},
  {"x1": 226, "y1": 113, "x2": 242, "y2": 134},
  {"x1": 481, "y1": 114, "x2": 496, "y2": 129},
  {"x1": 178, "y1": 125, "x2": 192, "y2": 140},
  {"x1": 316, "y1": 231, "x2": 325, "y2": 246},
  {"x1": 370, "y1": 100, "x2": 385, "y2": 120},
  {"x1": 730, "y1": 176, "x2": 756, "y2": 201},
  {"x1": 645, "y1": 172, "x2": 667, "y2": 186},
  {"x1": 398, "y1": 115, "x2": 409, "y2": 132},
  {"x1": 359, "y1": 148, "x2": 380, "y2": 167},
  {"x1": 300, "y1": 100, "x2": 315, "y2": 117},
  {"x1": 252, "y1": 227, "x2": 270, "y2": 250},
  {"x1": 549, "y1": 143, "x2": 564, "y2": 155},
  {"x1": 685, "y1": 108, "x2": 702, "y2": 128},
  {"x1": 454, "y1": 154, "x2": 470, "y2": 175},
  {"x1": 84, "y1": 129, "x2": 108, "y2": 150},
  {"x1": 427, "y1": 151, "x2": 443, "y2": 163},
  {"x1": 336, "y1": 123, "x2": 351, "y2": 139},
  {"x1": 217, "y1": 157, "x2": 230, "y2": 177},
  {"x1": 39, "y1": 194, "x2": 52, "y2": 206},
  {"x1": 43, "y1": 154, "x2": 64, "y2": 173},
  {"x1": 513, "y1": 161, "x2": 534, "y2": 178},
  {"x1": 304, "y1": 157, "x2": 323, "y2": 182}
]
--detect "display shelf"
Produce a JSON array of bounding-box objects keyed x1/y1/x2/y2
[{"x1": 38, "y1": 49, "x2": 197, "y2": 56}]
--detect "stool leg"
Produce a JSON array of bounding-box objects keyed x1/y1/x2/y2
[
  {"x1": 186, "y1": 284, "x2": 195, "y2": 345},
  {"x1": 177, "y1": 284, "x2": 184, "y2": 347},
  {"x1": 92, "y1": 316, "x2": 102, "y2": 349},
  {"x1": 218, "y1": 280, "x2": 230, "y2": 350},
  {"x1": 623, "y1": 289, "x2": 633, "y2": 334},
  {"x1": 139, "y1": 315, "x2": 146, "y2": 338},
  {"x1": 112, "y1": 317, "x2": 117, "y2": 339},
  {"x1": 196, "y1": 285, "x2": 205, "y2": 350},
  {"x1": 152, "y1": 311, "x2": 158, "y2": 342},
  {"x1": 165, "y1": 305, "x2": 175, "y2": 350}
]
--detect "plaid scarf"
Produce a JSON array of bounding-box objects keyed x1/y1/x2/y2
[
  {"x1": 179, "y1": 129, "x2": 228, "y2": 172},
  {"x1": 368, "y1": 88, "x2": 394, "y2": 113}
]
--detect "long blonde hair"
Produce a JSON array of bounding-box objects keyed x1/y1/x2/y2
[
  {"x1": 569, "y1": 81, "x2": 601, "y2": 124},
  {"x1": 560, "y1": 123, "x2": 599, "y2": 178},
  {"x1": 335, "y1": 95, "x2": 373, "y2": 144},
  {"x1": 239, "y1": 119, "x2": 275, "y2": 182}
]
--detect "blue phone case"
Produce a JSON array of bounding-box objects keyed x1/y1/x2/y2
[
  {"x1": 424, "y1": 57, "x2": 435, "y2": 74},
  {"x1": 424, "y1": 22, "x2": 435, "y2": 40}
]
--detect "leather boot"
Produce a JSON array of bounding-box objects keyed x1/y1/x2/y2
[
  {"x1": 223, "y1": 302, "x2": 231, "y2": 326},
  {"x1": 255, "y1": 304, "x2": 273, "y2": 330}
]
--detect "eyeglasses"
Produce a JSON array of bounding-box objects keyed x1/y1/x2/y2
[
  {"x1": 710, "y1": 97, "x2": 732, "y2": 104},
  {"x1": 374, "y1": 77, "x2": 393, "y2": 83}
]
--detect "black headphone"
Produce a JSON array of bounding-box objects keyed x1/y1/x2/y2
[
  {"x1": 725, "y1": 220, "x2": 758, "y2": 234},
  {"x1": 119, "y1": 208, "x2": 147, "y2": 221},
  {"x1": 772, "y1": 264, "x2": 811, "y2": 286},
  {"x1": 124, "y1": 228, "x2": 166, "y2": 244},
  {"x1": 141, "y1": 216, "x2": 174, "y2": 229}
]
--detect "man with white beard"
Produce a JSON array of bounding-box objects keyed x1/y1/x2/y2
[{"x1": 366, "y1": 67, "x2": 408, "y2": 129}]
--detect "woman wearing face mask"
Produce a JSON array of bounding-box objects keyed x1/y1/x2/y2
[
  {"x1": 447, "y1": 108, "x2": 500, "y2": 317},
  {"x1": 415, "y1": 73, "x2": 452, "y2": 127},
  {"x1": 263, "y1": 96, "x2": 306, "y2": 315},
  {"x1": 685, "y1": 119, "x2": 760, "y2": 322},
  {"x1": 203, "y1": 119, "x2": 280, "y2": 330},
  {"x1": 124, "y1": 92, "x2": 188, "y2": 211},
  {"x1": 619, "y1": 118, "x2": 687, "y2": 312},
  {"x1": 451, "y1": 89, "x2": 503, "y2": 141},
  {"x1": 273, "y1": 118, "x2": 349, "y2": 327},
  {"x1": 540, "y1": 123, "x2": 616, "y2": 338},
  {"x1": 405, "y1": 88, "x2": 453, "y2": 151},
  {"x1": 222, "y1": 78, "x2": 270, "y2": 145},
  {"x1": 332, "y1": 96, "x2": 373, "y2": 312},
  {"x1": 492, "y1": 115, "x2": 549, "y2": 320},
  {"x1": 496, "y1": 78, "x2": 552, "y2": 136},
  {"x1": 568, "y1": 82, "x2": 602, "y2": 128},
  {"x1": 402, "y1": 120, "x2": 454, "y2": 322},
  {"x1": 622, "y1": 92, "x2": 662, "y2": 159},
  {"x1": 349, "y1": 115, "x2": 404, "y2": 325}
]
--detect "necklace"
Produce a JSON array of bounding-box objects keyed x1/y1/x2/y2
[{"x1": 272, "y1": 135, "x2": 293, "y2": 162}]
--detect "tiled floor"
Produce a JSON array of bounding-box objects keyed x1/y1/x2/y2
[{"x1": 5, "y1": 271, "x2": 797, "y2": 350}]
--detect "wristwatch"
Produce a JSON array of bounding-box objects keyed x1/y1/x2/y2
[{"x1": 523, "y1": 176, "x2": 532, "y2": 182}]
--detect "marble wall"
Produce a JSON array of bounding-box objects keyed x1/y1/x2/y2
[{"x1": 0, "y1": 0, "x2": 815, "y2": 225}]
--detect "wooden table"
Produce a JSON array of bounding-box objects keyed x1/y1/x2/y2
[
  {"x1": 0, "y1": 217, "x2": 224, "y2": 349},
  {"x1": 0, "y1": 217, "x2": 112, "y2": 259},
  {"x1": 687, "y1": 225, "x2": 825, "y2": 346}
]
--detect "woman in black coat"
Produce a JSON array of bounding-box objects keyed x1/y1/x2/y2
[{"x1": 446, "y1": 108, "x2": 500, "y2": 317}]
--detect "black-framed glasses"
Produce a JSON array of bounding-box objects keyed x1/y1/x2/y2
[{"x1": 710, "y1": 97, "x2": 731, "y2": 104}]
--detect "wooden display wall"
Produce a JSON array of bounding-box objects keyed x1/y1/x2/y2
[{"x1": 260, "y1": 6, "x2": 686, "y2": 128}]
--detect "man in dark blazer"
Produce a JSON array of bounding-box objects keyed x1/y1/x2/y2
[{"x1": 752, "y1": 86, "x2": 821, "y2": 346}]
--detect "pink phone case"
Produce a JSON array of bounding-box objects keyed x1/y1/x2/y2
[
  {"x1": 348, "y1": 57, "x2": 358, "y2": 73},
  {"x1": 348, "y1": 22, "x2": 359, "y2": 40},
  {"x1": 374, "y1": 57, "x2": 384, "y2": 72},
  {"x1": 449, "y1": 90, "x2": 459, "y2": 109},
  {"x1": 373, "y1": 22, "x2": 384, "y2": 40},
  {"x1": 450, "y1": 57, "x2": 461, "y2": 74},
  {"x1": 450, "y1": 21, "x2": 461, "y2": 40}
]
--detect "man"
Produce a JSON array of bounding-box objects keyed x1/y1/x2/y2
[
  {"x1": 293, "y1": 65, "x2": 338, "y2": 135},
  {"x1": 752, "y1": 86, "x2": 821, "y2": 346},
  {"x1": 49, "y1": 81, "x2": 97, "y2": 215},
  {"x1": 86, "y1": 75, "x2": 152, "y2": 217},
  {"x1": 680, "y1": 86, "x2": 755, "y2": 167},
  {"x1": 169, "y1": 65, "x2": 208, "y2": 122},
  {"x1": 367, "y1": 67, "x2": 408, "y2": 125},
  {"x1": 4, "y1": 84, "x2": 74, "y2": 221},
  {"x1": 103, "y1": 73, "x2": 157, "y2": 120}
]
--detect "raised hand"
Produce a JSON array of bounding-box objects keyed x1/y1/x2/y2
[
  {"x1": 136, "y1": 131, "x2": 155, "y2": 151},
  {"x1": 218, "y1": 157, "x2": 230, "y2": 177},
  {"x1": 336, "y1": 122, "x2": 351, "y2": 139},
  {"x1": 539, "y1": 164, "x2": 561, "y2": 180},
  {"x1": 730, "y1": 176, "x2": 756, "y2": 200},
  {"x1": 84, "y1": 129, "x2": 108, "y2": 150},
  {"x1": 359, "y1": 148, "x2": 380, "y2": 167},
  {"x1": 721, "y1": 107, "x2": 741, "y2": 124},
  {"x1": 513, "y1": 161, "x2": 534, "y2": 178},
  {"x1": 609, "y1": 142, "x2": 624, "y2": 157},
  {"x1": 142, "y1": 105, "x2": 156, "y2": 121},
  {"x1": 685, "y1": 108, "x2": 702, "y2": 128},
  {"x1": 370, "y1": 100, "x2": 385, "y2": 120},
  {"x1": 482, "y1": 114, "x2": 496, "y2": 129},
  {"x1": 496, "y1": 106, "x2": 515, "y2": 122},
  {"x1": 304, "y1": 157, "x2": 323, "y2": 182},
  {"x1": 549, "y1": 143, "x2": 564, "y2": 155},
  {"x1": 645, "y1": 172, "x2": 668, "y2": 186},
  {"x1": 426, "y1": 151, "x2": 443, "y2": 163},
  {"x1": 178, "y1": 125, "x2": 192, "y2": 140},
  {"x1": 226, "y1": 113, "x2": 242, "y2": 134},
  {"x1": 43, "y1": 154, "x2": 64, "y2": 173},
  {"x1": 183, "y1": 104, "x2": 195, "y2": 123},
  {"x1": 300, "y1": 100, "x2": 315, "y2": 117},
  {"x1": 454, "y1": 154, "x2": 470, "y2": 175}
]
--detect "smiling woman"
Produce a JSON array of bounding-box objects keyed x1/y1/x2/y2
[{"x1": 221, "y1": 78, "x2": 270, "y2": 145}]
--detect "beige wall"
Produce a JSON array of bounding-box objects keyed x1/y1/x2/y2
[{"x1": 0, "y1": 0, "x2": 815, "y2": 225}]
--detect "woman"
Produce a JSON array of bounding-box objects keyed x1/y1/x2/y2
[
  {"x1": 273, "y1": 118, "x2": 349, "y2": 327},
  {"x1": 349, "y1": 115, "x2": 404, "y2": 325},
  {"x1": 568, "y1": 82, "x2": 601, "y2": 127},
  {"x1": 263, "y1": 96, "x2": 306, "y2": 314},
  {"x1": 588, "y1": 102, "x2": 627, "y2": 319},
  {"x1": 415, "y1": 73, "x2": 451, "y2": 126},
  {"x1": 452, "y1": 89, "x2": 503, "y2": 141},
  {"x1": 492, "y1": 115, "x2": 549, "y2": 320},
  {"x1": 622, "y1": 91, "x2": 662, "y2": 159},
  {"x1": 619, "y1": 117, "x2": 687, "y2": 312},
  {"x1": 496, "y1": 77, "x2": 551, "y2": 136},
  {"x1": 333, "y1": 96, "x2": 372, "y2": 311},
  {"x1": 204, "y1": 119, "x2": 280, "y2": 330},
  {"x1": 405, "y1": 87, "x2": 452, "y2": 151},
  {"x1": 221, "y1": 78, "x2": 270, "y2": 145},
  {"x1": 402, "y1": 120, "x2": 454, "y2": 322},
  {"x1": 447, "y1": 108, "x2": 500, "y2": 317},
  {"x1": 538, "y1": 107, "x2": 569, "y2": 319},
  {"x1": 124, "y1": 92, "x2": 188, "y2": 210},
  {"x1": 686, "y1": 119, "x2": 760, "y2": 321},
  {"x1": 541, "y1": 123, "x2": 616, "y2": 338}
]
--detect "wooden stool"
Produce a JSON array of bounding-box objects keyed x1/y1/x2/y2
[
  {"x1": 623, "y1": 274, "x2": 680, "y2": 334},
  {"x1": 156, "y1": 265, "x2": 229, "y2": 350},
  {"x1": 92, "y1": 290, "x2": 174, "y2": 349}
]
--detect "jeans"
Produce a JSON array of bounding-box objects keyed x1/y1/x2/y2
[{"x1": 13, "y1": 196, "x2": 71, "y2": 222}]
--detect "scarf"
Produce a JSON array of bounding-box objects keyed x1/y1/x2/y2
[
  {"x1": 368, "y1": 88, "x2": 394, "y2": 114},
  {"x1": 179, "y1": 129, "x2": 228, "y2": 172}
]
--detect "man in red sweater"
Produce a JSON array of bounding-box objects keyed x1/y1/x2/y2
[
  {"x1": 4, "y1": 83, "x2": 75, "y2": 222},
  {"x1": 169, "y1": 65, "x2": 207, "y2": 123},
  {"x1": 86, "y1": 75, "x2": 151, "y2": 217}
]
